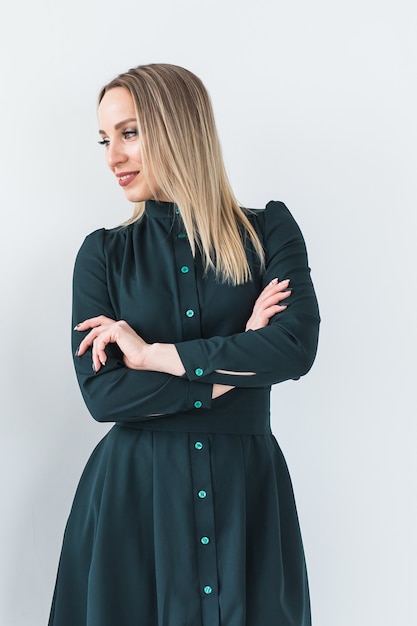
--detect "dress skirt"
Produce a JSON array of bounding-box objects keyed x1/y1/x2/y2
[{"x1": 49, "y1": 407, "x2": 311, "y2": 626}]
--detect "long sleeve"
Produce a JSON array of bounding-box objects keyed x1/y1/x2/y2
[
  {"x1": 175, "y1": 202, "x2": 320, "y2": 388},
  {"x1": 72, "y1": 229, "x2": 212, "y2": 423}
]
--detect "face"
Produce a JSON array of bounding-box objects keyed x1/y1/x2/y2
[{"x1": 98, "y1": 87, "x2": 169, "y2": 203}]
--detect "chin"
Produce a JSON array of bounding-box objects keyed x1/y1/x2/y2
[{"x1": 123, "y1": 187, "x2": 153, "y2": 203}]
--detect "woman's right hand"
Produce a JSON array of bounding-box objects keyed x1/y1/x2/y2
[
  {"x1": 212, "y1": 278, "x2": 291, "y2": 399},
  {"x1": 245, "y1": 278, "x2": 291, "y2": 331}
]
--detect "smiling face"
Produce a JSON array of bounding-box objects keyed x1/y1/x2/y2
[{"x1": 98, "y1": 87, "x2": 170, "y2": 203}]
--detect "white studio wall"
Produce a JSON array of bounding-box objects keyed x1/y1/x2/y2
[{"x1": 1, "y1": 1, "x2": 416, "y2": 624}]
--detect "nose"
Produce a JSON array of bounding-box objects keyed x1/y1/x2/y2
[{"x1": 106, "y1": 142, "x2": 128, "y2": 168}]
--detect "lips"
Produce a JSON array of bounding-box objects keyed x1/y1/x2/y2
[{"x1": 117, "y1": 171, "x2": 139, "y2": 187}]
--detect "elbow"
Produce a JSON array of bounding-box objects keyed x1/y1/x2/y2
[
  {"x1": 90, "y1": 409, "x2": 114, "y2": 424},
  {"x1": 82, "y1": 391, "x2": 115, "y2": 423},
  {"x1": 284, "y1": 319, "x2": 320, "y2": 381},
  {"x1": 80, "y1": 376, "x2": 120, "y2": 423},
  {"x1": 292, "y1": 327, "x2": 320, "y2": 380},
  {"x1": 77, "y1": 364, "x2": 130, "y2": 423},
  {"x1": 296, "y1": 345, "x2": 317, "y2": 378}
]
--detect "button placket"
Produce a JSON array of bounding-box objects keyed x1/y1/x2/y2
[
  {"x1": 189, "y1": 433, "x2": 219, "y2": 625},
  {"x1": 172, "y1": 217, "x2": 201, "y2": 342},
  {"x1": 173, "y1": 217, "x2": 219, "y2": 623}
]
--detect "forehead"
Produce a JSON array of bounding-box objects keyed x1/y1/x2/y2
[{"x1": 98, "y1": 87, "x2": 136, "y2": 127}]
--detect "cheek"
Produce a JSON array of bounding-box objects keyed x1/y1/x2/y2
[
  {"x1": 132, "y1": 142, "x2": 144, "y2": 166},
  {"x1": 125, "y1": 145, "x2": 141, "y2": 166}
]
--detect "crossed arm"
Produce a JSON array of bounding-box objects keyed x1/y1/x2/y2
[{"x1": 75, "y1": 277, "x2": 291, "y2": 400}]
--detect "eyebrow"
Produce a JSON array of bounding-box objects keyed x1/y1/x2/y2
[{"x1": 98, "y1": 117, "x2": 137, "y2": 135}]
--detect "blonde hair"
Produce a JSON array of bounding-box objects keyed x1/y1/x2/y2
[{"x1": 99, "y1": 63, "x2": 264, "y2": 285}]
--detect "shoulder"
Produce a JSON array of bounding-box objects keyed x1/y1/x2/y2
[
  {"x1": 76, "y1": 224, "x2": 134, "y2": 260},
  {"x1": 246, "y1": 200, "x2": 304, "y2": 242},
  {"x1": 74, "y1": 226, "x2": 134, "y2": 279},
  {"x1": 82, "y1": 223, "x2": 133, "y2": 247}
]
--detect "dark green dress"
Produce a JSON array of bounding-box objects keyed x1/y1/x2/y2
[{"x1": 49, "y1": 200, "x2": 320, "y2": 626}]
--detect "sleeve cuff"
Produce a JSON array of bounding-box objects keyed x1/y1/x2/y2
[
  {"x1": 176, "y1": 340, "x2": 211, "y2": 381},
  {"x1": 186, "y1": 379, "x2": 213, "y2": 410}
]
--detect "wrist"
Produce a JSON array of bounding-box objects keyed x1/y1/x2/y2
[{"x1": 146, "y1": 343, "x2": 186, "y2": 377}]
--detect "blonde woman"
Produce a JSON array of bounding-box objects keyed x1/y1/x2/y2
[{"x1": 49, "y1": 64, "x2": 320, "y2": 626}]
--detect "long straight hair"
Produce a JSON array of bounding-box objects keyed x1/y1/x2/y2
[{"x1": 98, "y1": 64, "x2": 264, "y2": 285}]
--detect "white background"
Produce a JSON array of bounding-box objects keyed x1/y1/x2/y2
[{"x1": 1, "y1": 1, "x2": 416, "y2": 624}]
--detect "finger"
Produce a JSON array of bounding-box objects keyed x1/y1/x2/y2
[
  {"x1": 277, "y1": 278, "x2": 290, "y2": 290},
  {"x1": 270, "y1": 289, "x2": 292, "y2": 304},
  {"x1": 91, "y1": 333, "x2": 111, "y2": 372},
  {"x1": 76, "y1": 328, "x2": 100, "y2": 357},
  {"x1": 254, "y1": 304, "x2": 288, "y2": 329},
  {"x1": 266, "y1": 303, "x2": 288, "y2": 317},
  {"x1": 266, "y1": 278, "x2": 290, "y2": 288},
  {"x1": 252, "y1": 290, "x2": 291, "y2": 316},
  {"x1": 269, "y1": 278, "x2": 290, "y2": 293},
  {"x1": 76, "y1": 324, "x2": 112, "y2": 357},
  {"x1": 257, "y1": 279, "x2": 290, "y2": 303},
  {"x1": 91, "y1": 320, "x2": 132, "y2": 371},
  {"x1": 261, "y1": 302, "x2": 289, "y2": 322},
  {"x1": 245, "y1": 301, "x2": 288, "y2": 331},
  {"x1": 74, "y1": 315, "x2": 115, "y2": 331}
]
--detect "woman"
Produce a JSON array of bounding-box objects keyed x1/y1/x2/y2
[{"x1": 49, "y1": 63, "x2": 320, "y2": 626}]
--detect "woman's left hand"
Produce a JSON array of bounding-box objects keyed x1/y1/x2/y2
[
  {"x1": 75, "y1": 316, "x2": 149, "y2": 372},
  {"x1": 245, "y1": 278, "x2": 291, "y2": 331}
]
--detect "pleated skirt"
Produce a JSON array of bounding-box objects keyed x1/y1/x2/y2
[{"x1": 49, "y1": 422, "x2": 311, "y2": 626}]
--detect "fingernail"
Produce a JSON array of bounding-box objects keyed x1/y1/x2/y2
[
  {"x1": 75, "y1": 345, "x2": 80, "y2": 356},
  {"x1": 74, "y1": 322, "x2": 82, "y2": 330},
  {"x1": 92, "y1": 362, "x2": 96, "y2": 373},
  {"x1": 100, "y1": 359, "x2": 106, "y2": 367},
  {"x1": 270, "y1": 278, "x2": 278, "y2": 285}
]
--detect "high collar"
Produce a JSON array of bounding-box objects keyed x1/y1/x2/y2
[{"x1": 145, "y1": 199, "x2": 178, "y2": 219}]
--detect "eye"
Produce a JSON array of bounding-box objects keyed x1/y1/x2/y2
[
  {"x1": 98, "y1": 137, "x2": 110, "y2": 147},
  {"x1": 122, "y1": 128, "x2": 138, "y2": 140}
]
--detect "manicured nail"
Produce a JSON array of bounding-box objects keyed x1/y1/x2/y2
[
  {"x1": 269, "y1": 278, "x2": 278, "y2": 285},
  {"x1": 92, "y1": 362, "x2": 96, "y2": 373},
  {"x1": 100, "y1": 359, "x2": 106, "y2": 367},
  {"x1": 75, "y1": 345, "x2": 80, "y2": 356}
]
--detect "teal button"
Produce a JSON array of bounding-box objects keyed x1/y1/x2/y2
[
  {"x1": 203, "y1": 586, "x2": 213, "y2": 595},
  {"x1": 177, "y1": 232, "x2": 186, "y2": 239},
  {"x1": 195, "y1": 368, "x2": 204, "y2": 377},
  {"x1": 198, "y1": 490, "x2": 207, "y2": 499},
  {"x1": 194, "y1": 400, "x2": 202, "y2": 409},
  {"x1": 194, "y1": 441, "x2": 203, "y2": 450},
  {"x1": 201, "y1": 536, "x2": 210, "y2": 545},
  {"x1": 186, "y1": 309, "x2": 194, "y2": 318},
  {"x1": 175, "y1": 208, "x2": 180, "y2": 214},
  {"x1": 181, "y1": 265, "x2": 189, "y2": 274}
]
